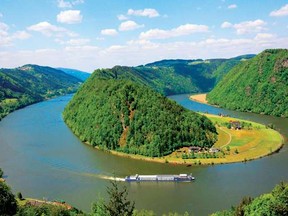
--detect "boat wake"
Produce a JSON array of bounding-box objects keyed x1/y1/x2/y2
[{"x1": 81, "y1": 172, "x2": 125, "y2": 182}]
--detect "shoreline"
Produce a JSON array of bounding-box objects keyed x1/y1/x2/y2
[
  {"x1": 83, "y1": 113, "x2": 284, "y2": 166},
  {"x1": 189, "y1": 93, "x2": 209, "y2": 105}
]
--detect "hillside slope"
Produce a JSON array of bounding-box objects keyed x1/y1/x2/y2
[
  {"x1": 93, "y1": 55, "x2": 254, "y2": 96},
  {"x1": 63, "y1": 70, "x2": 217, "y2": 157},
  {"x1": 207, "y1": 49, "x2": 288, "y2": 117},
  {"x1": 58, "y1": 68, "x2": 91, "y2": 81},
  {"x1": 0, "y1": 64, "x2": 82, "y2": 120}
]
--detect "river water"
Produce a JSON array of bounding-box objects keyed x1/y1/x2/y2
[{"x1": 0, "y1": 94, "x2": 287, "y2": 215}]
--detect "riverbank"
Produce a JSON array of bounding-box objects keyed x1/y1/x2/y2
[
  {"x1": 91, "y1": 113, "x2": 284, "y2": 166},
  {"x1": 189, "y1": 93, "x2": 208, "y2": 104},
  {"x1": 17, "y1": 197, "x2": 73, "y2": 210}
]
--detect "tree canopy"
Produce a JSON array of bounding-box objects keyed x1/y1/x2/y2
[
  {"x1": 63, "y1": 71, "x2": 217, "y2": 157},
  {"x1": 207, "y1": 49, "x2": 288, "y2": 117},
  {"x1": 0, "y1": 64, "x2": 82, "y2": 120}
]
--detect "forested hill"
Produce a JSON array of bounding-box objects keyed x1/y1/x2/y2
[
  {"x1": 57, "y1": 68, "x2": 91, "y2": 81},
  {"x1": 63, "y1": 71, "x2": 217, "y2": 157},
  {"x1": 0, "y1": 64, "x2": 82, "y2": 120},
  {"x1": 91, "y1": 55, "x2": 254, "y2": 96},
  {"x1": 207, "y1": 49, "x2": 288, "y2": 117}
]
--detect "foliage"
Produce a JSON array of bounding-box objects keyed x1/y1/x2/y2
[
  {"x1": 63, "y1": 73, "x2": 218, "y2": 157},
  {"x1": 17, "y1": 192, "x2": 23, "y2": 201},
  {"x1": 104, "y1": 181, "x2": 135, "y2": 216},
  {"x1": 211, "y1": 182, "x2": 288, "y2": 216},
  {"x1": 16, "y1": 204, "x2": 82, "y2": 216},
  {"x1": 92, "y1": 181, "x2": 135, "y2": 216},
  {"x1": 93, "y1": 55, "x2": 254, "y2": 96},
  {"x1": 0, "y1": 168, "x2": 3, "y2": 178},
  {"x1": 91, "y1": 197, "x2": 107, "y2": 216},
  {"x1": 0, "y1": 64, "x2": 82, "y2": 121},
  {"x1": 207, "y1": 49, "x2": 288, "y2": 117},
  {"x1": 0, "y1": 182, "x2": 18, "y2": 216}
]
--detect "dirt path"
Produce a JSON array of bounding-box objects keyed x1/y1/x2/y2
[{"x1": 218, "y1": 127, "x2": 232, "y2": 148}]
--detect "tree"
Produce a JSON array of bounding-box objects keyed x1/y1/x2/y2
[
  {"x1": 104, "y1": 181, "x2": 135, "y2": 216},
  {"x1": 0, "y1": 182, "x2": 18, "y2": 215},
  {"x1": 91, "y1": 197, "x2": 108, "y2": 216},
  {"x1": 17, "y1": 192, "x2": 23, "y2": 200},
  {"x1": 235, "y1": 196, "x2": 253, "y2": 216},
  {"x1": 0, "y1": 168, "x2": 3, "y2": 178}
]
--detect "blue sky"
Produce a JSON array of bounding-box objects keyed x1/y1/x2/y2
[{"x1": 0, "y1": 0, "x2": 288, "y2": 72}]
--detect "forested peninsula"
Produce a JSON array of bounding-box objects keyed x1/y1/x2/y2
[
  {"x1": 0, "y1": 64, "x2": 83, "y2": 120},
  {"x1": 207, "y1": 49, "x2": 288, "y2": 117},
  {"x1": 63, "y1": 69, "x2": 218, "y2": 157}
]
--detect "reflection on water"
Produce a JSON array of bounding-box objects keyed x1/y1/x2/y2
[{"x1": 0, "y1": 94, "x2": 287, "y2": 216}]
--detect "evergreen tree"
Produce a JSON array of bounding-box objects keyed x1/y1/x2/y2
[
  {"x1": 104, "y1": 181, "x2": 135, "y2": 216},
  {"x1": 0, "y1": 182, "x2": 18, "y2": 216}
]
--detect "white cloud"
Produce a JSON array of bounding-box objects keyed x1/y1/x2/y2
[
  {"x1": 1, "y1": 34, "x2": 288, "y2": 71},
  {"x1": 101, "y1": 29, "x2": 118, "y2": 36},
  {"x1": 228, "y1": 4, "x2": 237, "y2": 9},
  {"x1": 254, "y1": 33, "x2": 275, "y2": 41},
  {"x1": 65, "y1": 38, "x2": 90, "y2": 46},
  {"x1": 140, "y1": 24, "x2": 209, "y2": 40},
  {"x1": 220, "y1": 19, "x2": 266, "y2": 35},
  {"x1": 221, "y1": 21, "x2": 233, "y2": 28},
  {"x1": 57, "y1": 10, "x2": 82, "y2": 24},
  {"x1": 0, "y1": 22, "x2": 9, "y2": 36},
  {"x1": 127, "y1": 8, "x2": 160, "y2": 18},
  {"x1": 117, "y1": 14, "x2": 128, "y2": 21},
  {"x1": 127, "y1": 39, "x2": 159, "y2": 50},
  {"x1": 0, "y1": 23, "x2": 30, "y2": 47},
  {"x1": 12, "y1": 31, "x2": 31, "y2": 40},
  {"x1": 119, "y1": 20, "x2": 144, "y2": 31},
  {"x1": 57, "y1": 0, "x2": 84, "y2": 8},
  {"x1": 234, "y1": 19, "x2": 266, "y2": 34},
  {"x1": 27, "y1": 21, "x2": 77, "y2": 37},
  {"x1": 57, "y1": 0, "x2": 72, "y2": 8},
  {"x1": 270, "y1": 4, "x2": 288, "y2": 17}
]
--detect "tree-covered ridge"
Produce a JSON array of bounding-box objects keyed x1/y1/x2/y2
[
  {"x1": 0, "y1": 64, "x2": 82, "y2": 120},
  {"x1": 92, "y1": 55, "x2": 254, "y2": 96},
  {"x1": 58, "y1": 67, "x2": 91, "y2": 81},
  {"x1": 63, "y1": 73, "x2": 217, "y2": 157},
  {"x1": 212, "y1": 182, "x2": 288, "y2": 216},
  {"x1": 207, "y1": 49, "x2": 288, "y2": 117}
]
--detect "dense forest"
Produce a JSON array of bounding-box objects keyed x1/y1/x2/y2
[
  {"x1": 207, "y1": 49, "x2": 288, "y2": 117},
  {"x1": 63, "y1": 70, "x2": 217, "y2": 157},
  {"x1": 0, "y1": 64, "x2": 82, "y2": 120},
  {"x1": 92, "y1": 55, "x2": 254, "y2": 96},
  {"x1": 212, "y1": 182, "x2": 288, "y2": 216}
]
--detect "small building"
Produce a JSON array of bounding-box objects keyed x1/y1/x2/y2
[
  {"x1": 230, "y1": 121, "x2": 242, "y2": 130},
  {"x1": 209, "y1": 148, "x2": 220, "y2": 153},
  {"x1": 188, "y1": 146, "x2": 202, "y2": 153}
]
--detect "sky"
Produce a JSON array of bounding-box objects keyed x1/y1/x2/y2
[{"x1": 0, "y1": 0, "x2": 288, "y2": 72}]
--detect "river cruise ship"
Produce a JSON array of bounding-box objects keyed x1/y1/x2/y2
[{"x1": 125, "y1": 174, "x2": 195, "y2": 182}]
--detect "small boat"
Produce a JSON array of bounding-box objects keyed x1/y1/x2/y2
[{"x1": 125, "y1": 173, "x2": 195, "y2": 182}]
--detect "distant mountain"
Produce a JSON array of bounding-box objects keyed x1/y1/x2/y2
[
  {"x1": 58, "y1": 68, "x2": 91, "y2": 81},
  {"x1": 207, "y1": 49, "x2": 288, "y2": 117},
  {"x1": 0, "y1": 64, "x2": 82, "y2": 120},
  {"x1": 63, "y1": 69, "x2": 217, "y2": 157},
  {"x1": 94, "y1": 55, "x2": 255, "y2": 96}
]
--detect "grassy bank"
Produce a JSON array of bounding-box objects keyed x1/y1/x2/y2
[{"x1": 91, "y1": 113, "x2": 284, "y2": 165}]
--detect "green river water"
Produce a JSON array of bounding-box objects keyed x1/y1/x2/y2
[{"x1": 0, "y1": 94, "x2": 287, "y2": 215}]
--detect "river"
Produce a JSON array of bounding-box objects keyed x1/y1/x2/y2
[{"x1": 0, "y1": 94, "x2": 287, "y2": 215}]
